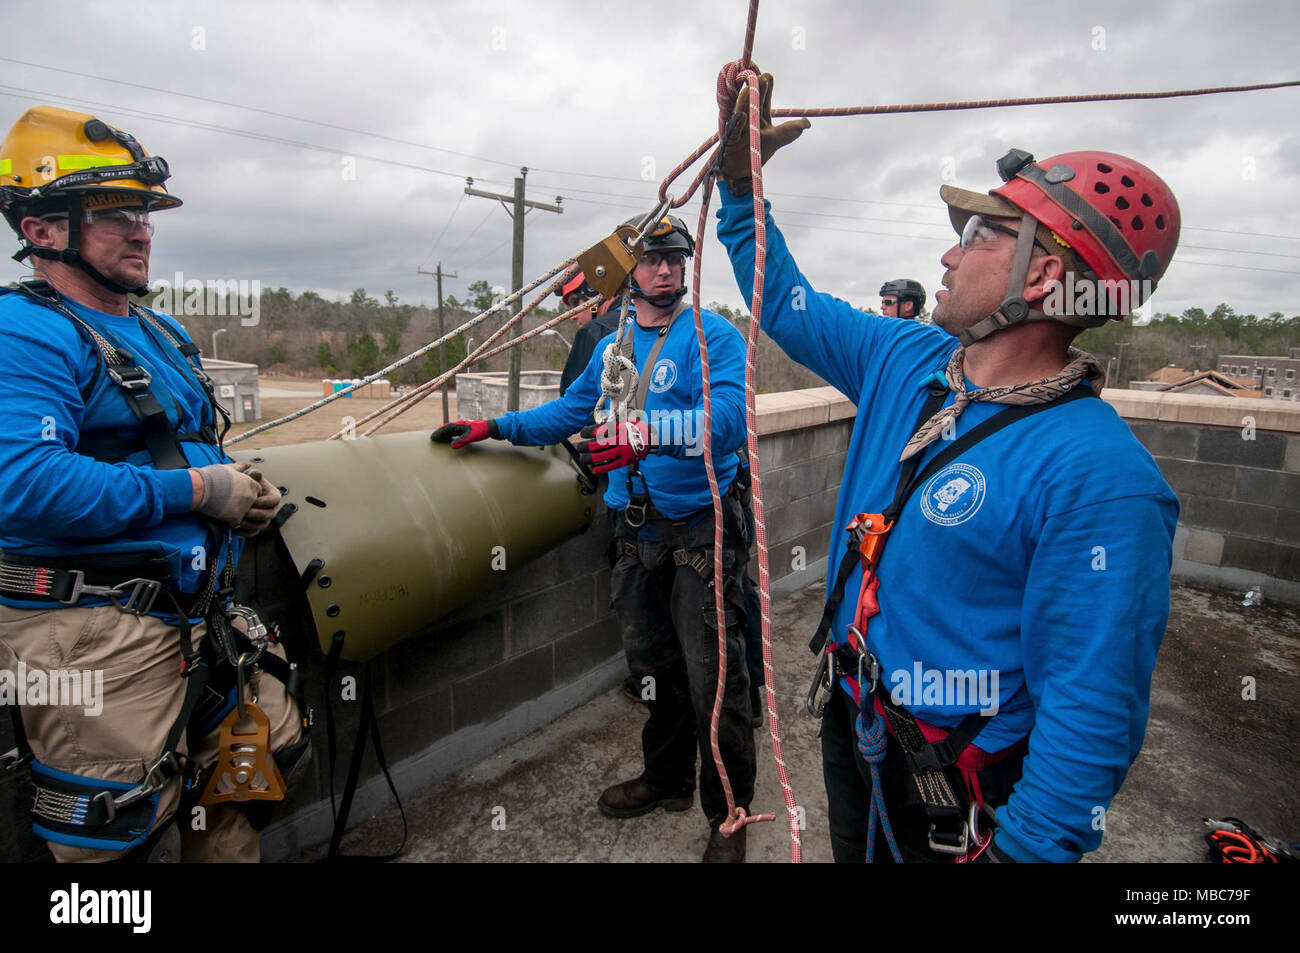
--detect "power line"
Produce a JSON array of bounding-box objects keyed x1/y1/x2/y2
[
  {"x1": 443, "y1": 204, "x2": 497, "y2": 261},
  {"x1": 7, "y1": 75, "x2": 1299, "y2": 248},
  {"x1": 9, "y1": 55, "x2": 1299, "y2": 245},
  {"x1": 2, "y1": 84, "x2": 1294, "y2": 278},
  {"x1": 421, "y1": 192, "x2": 465, "y2": 269},
  {"x1": 0, "y1": 85, "x2": 514, "y2": 188}
]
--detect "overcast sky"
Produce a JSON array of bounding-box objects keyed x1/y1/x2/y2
[{"x1": 3, "y1": 0, "x2": 1298, "y2": 323}]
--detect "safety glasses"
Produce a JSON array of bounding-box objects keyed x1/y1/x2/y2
[
  {"x1": 44, "y1": 208, "x2": 154, "y2": 237},
  {"x1": 640, "y1": 250, "x2": 686, "y2": 270},
  {"x1": 959, "y1": 214, "x2": 1045, "y2": 253}
]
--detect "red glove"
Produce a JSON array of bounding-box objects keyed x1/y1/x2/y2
[
  {"x1": 576, "y1": 420, "x2": 654, "y2": 475},
  {"x1": 431, "y1": 419, "x2": 500, "y2": 450}
]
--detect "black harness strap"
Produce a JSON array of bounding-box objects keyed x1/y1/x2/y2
[
  {"x1": 10, "y1": 281, "x2": 222, "y2": 470},
  {"x1": 809, "y1": 385, "x2": 946, "y2": 655},
  {"x1": 323, "y1": 634, "x2": 407, "y2": 862}
]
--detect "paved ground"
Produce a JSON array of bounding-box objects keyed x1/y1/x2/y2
[{"x1": 308, "y1": 579, "x2": 1300, "y2": 863}]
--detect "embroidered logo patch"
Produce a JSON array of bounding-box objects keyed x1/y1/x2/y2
[
  {"x1": 649, "y1": 358, "x2": 678, "y2": 393},
  {"x1": 919, "y1": 462, "x2": 986, "y2": 526}
]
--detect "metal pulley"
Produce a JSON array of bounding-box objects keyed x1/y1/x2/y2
[{"x1": 576, "y1": 224, "x2": 643, "y2": 297}]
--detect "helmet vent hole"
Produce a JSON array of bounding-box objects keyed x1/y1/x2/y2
[
  {"x1": 1155, "y1": 215, "x2": 1166, "y2": 230},
  {"x1": 1131, "y1": 216, "x2": 1145, "y2": 231},
  {"x1": 1115, "y1": 196, "x2": 1130, "y2": 210},
  {"x1": 1097, "y1": 162, "x2": 1112, "y2": 173},
  {"x1": 1141, "y1": 193, "x2": 1153, "y2": 207},
  {"x1": 1108, "y1": 215, "x2": 1122, "y2": 228},
  {"x1": 1120, "y1": 175, "x2": 1135, "y2": 188},
  {"x1": 1093, "y1": 182, "x2": 1110, "y2": 194}
]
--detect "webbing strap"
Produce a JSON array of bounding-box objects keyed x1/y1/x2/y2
[
  {"x1": 627, "y1": 298, "x2": 687, "y2": 414},
  {"x1": 323, "y1": 638, "x2": 407, "y2": 862}
]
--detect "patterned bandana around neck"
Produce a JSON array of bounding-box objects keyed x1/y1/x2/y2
[{"x1": 898, "y1": 346, "x2": 1105, "y2": 462}]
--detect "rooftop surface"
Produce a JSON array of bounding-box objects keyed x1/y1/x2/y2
[{"x1": 304, "y1": 579, "x2": 1299, "y2": 863}]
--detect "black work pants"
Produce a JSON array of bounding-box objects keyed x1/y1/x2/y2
[
  {"x1": 609, "y1": 497, "x2": 756, "y2": 824},
  {"x1": 820, "y1": 688, "x2": 1024, "y2": 863}
]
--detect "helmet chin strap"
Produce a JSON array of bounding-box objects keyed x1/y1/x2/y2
[
  {"x1": 957, "y1": 213, "x2": 1054, "y2": 347},
  {"x1": 11, "y1": 194, "x2": 149, "y2": 297},
  {"x1": 630, "y1": 282, "x2": 688, "y2": 310}
]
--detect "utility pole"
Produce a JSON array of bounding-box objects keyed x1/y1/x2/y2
[
  {"x1": 1116, "y1": 341, "x2": 1132, "y2": 388},
  {"x1": 463, "y1": 169, "x2": 563, "y2": 411},
  {"x1": 418, "y1": 262, "x2": 457, "y2": 423}
]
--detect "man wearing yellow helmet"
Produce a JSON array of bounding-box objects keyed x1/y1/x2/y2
[{"x1": 0, "y1": 106, "x2": 306, "y2": 863}]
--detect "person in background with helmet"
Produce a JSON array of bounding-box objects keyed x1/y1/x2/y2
[
  {"x1": 879, "y1": 279, "x2": 926, "y2": 319},
  {"x1": 0, "y1": 106, "x2": 305, "y2": 862},
  {"x1": 557, "y1": 271, "x2": 621, "y2": 396},
  {"x1": 434, "y1": 213, "x2": 757, "y2": 862},
  {"x1": 714, "y1": 71, "x2": 1179, "y2": 863}
]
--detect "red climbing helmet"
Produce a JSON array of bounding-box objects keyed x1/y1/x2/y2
[
  {"x1": 991, "y1": 149, "x2": 1179, "y2": 288},
  {"x1": 940, "y1": 148, "x2": 1181, "y2": 343}
]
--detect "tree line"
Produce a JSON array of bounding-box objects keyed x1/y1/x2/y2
[{"x1": 15, "y1": 276, "x2": 1285, "y2": 393}]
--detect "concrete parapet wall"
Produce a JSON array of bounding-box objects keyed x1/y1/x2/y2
[{"x1": 1108, "y1": 390, "x2": 1300, "y2": 603}]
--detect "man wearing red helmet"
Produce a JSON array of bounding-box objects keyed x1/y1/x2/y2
[
  {"x1": 556, "y1": 271, "x2": 621, "y2": 396},
  {"x1": 715, "y1": 73, "x2": 1179, "y2": 863}
]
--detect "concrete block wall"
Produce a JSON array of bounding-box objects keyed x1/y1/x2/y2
[{"x1": 1109, "y1": 390, "x2": 1300, "y2": 603}]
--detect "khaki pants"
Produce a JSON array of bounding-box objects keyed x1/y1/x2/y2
[{"x1": 0, "y1": 603, "x2": 301, "y2": 863}]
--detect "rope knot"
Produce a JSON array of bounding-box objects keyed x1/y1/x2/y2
[{"x1": 718, "y1": 805, "x2": 776, "y2": 836}]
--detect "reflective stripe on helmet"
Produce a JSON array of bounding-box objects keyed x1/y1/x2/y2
[{"x1": 57, "y1": 154, "x2": 125, "y2": 172}]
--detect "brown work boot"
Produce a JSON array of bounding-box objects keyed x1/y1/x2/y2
[
  {"x1": 703, "y1": 824, "x2": 747, "y2": 863},
  {"x1": 597, "y1": 777, "x2": 693, "y2": 818}
]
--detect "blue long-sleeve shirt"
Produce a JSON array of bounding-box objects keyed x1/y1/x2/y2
[
  {"x1": 495, "y1": 304, "x2": 748, "y2": 527},
  {"x1": 0, "y1": 289, "x2": 236, "y2": 608},
  {"x1": 716, "y1": 185, "x2": 1178, "y2": 863}
]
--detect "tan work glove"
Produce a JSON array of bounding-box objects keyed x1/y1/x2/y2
[
  {"x1": 231, "y1": 463, "x2": 283, "y2": 537},
  {"x1": 193, "y1": 463, "x2": 261, "y2": 525},
  {"x1": 720, "y1": 71, "x2": 811, "y2": 188}
]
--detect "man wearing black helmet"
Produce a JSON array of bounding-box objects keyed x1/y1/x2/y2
[
  {"x1": 879, "y1": 279, "x2": 926, "y2": 319},
  {"x1": 435, "y1": 213, "x2": 757, "y2": 861}
]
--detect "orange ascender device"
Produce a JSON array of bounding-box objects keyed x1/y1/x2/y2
[{"x1": 848, "y1": 512, "x2": 894, "y2": 568}]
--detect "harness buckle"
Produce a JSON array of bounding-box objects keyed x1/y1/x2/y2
[
  {"x1": 89, "y1": 789, "x2": 120, "y2": 824},
  {"x1": 110, "y1": 751, "x2": 182, "y2": 813},
  {"x1": 928, "y1": 815, "x2": 970, "y2": 856},
  {"x1": 623, "y1": 500, "x2": 647, "y2": 529},
  {"x1": 110, "y1": 578, "x2": 163, "y2": 616},
  {"x1": 106, "y1": 364, "x2": 152, "y2": 392},
  {"x1": 1, "y1": 746, "x2": 32, "y2": 772}
]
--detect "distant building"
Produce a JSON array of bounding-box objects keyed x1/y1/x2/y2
[
  {"x1": 1129, "y1": 365, "x2": 1261, "y2": 398},
  {"x1": 204, "y1": 358, "x2": 261, "y2": 423},
  {"x1": 1219, "y1": 347, "x2": 1300, "y2": 401}
]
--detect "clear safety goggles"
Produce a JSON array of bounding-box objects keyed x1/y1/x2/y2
[
  {"x1": 43, "y1": 208, "x2": 154, "y2": 237},
  {"x1": 959, "y1": 214, "x2": 1045, "y2": 253}
]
